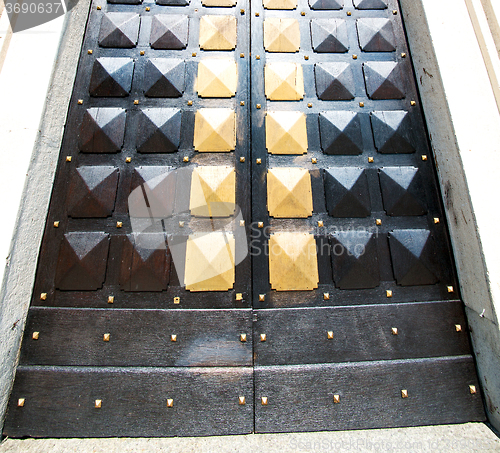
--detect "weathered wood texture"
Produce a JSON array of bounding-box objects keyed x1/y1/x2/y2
[
  {"x1": 4, "y1": 366, "x2": 254, "y2": 437},
  {"x1": 21, "y1": 308, "x2": 252, "y2": 367},
  {"x1": 255, "y1": 357, "x2": 485, "y2": 433},
  {"x1": 254, "y1": 301, "x2": 471, "y2": 365}
]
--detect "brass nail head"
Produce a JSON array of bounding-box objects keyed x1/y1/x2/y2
[
  {"x1": 125, "y1": 157, "x2": 132, "y2": 163},
  {"x1": 240, "y1": 101, "x2": 245, "y2": 106},
  {"x1": 32, "y1": 332, "x2": 39, "y2": 340},
  {"x1": 301, "y1": 11, "x2": 305, "y2": 16},
  {"x1": 411, "y1": 100, "x2": 416, "y2": 106},
  {"x1": 134, "y1": 100, "x2": 139, "y2": 105},
  {"x1": 469, "y1": 385, "x2": 477, "y2": 394},
  {"x1": 422, "y1": 155, "x2": 428, "y2": 161},
  {"x1": 386, "y1": 290, "x2": 393, "y2": 298},
  {"x1": 447, "y1": 286, "x2": 454, "y2": 293},
  {"x1": 333, "y1": 394, "x2": 340, "y2": 404},
  {"x1": 240, "y1": 8, "x2": 245, "y2": 13},
  {"x1": 53, "y1": 221, "x2": 60, "y2": 228},
  {"x1": 376, "y1": 218, "x2": 382, "y2": 226},
  {"x1": 140, "y1": 50, "x2": 145, "y2": 56},
  {"x1": 88, "y1": 49, "x2": 93, "y2": 55},
  {"x1": 174, "y1": 296, "x2": 180, "y2": 304},
  {"x1": 108, "y1": 296, "x2": 114, "y2": 304},
  {"x1": 103, "y1": 333, "x2": 110, "y2": 342},
  {"x1": 240, "y1": 53, "x2": 245, "y2": 58},
  {"x1": 256, "y1": 55, "x2": 260, "y2": 60},
  {"x1": 311, "y1": 157, "x2": 317, "y2": 164},
  {"x1": 255, "y1": 12, "x2": 259, "y2": 16},
  {"x1": 96, "y1": 5, "x2": 101, "y2": 9},
  {"x1": 393, "y1": 9, "x2": 398, "y2": 15},
  {"x1": 179, "y1": 221, "x2": 185, "y2": 227},
  {"x1": 240, "y1": 220, "x2": 245, "y2": 227},
  {"x1": 260, "y1": 334, "x2": 267, "y2": 342},
  {"x1": 256, "y1": 104, "x2": 261, "y2": 109},
  {"x1": 323, "y1": 292, "x2": 329, "y2": 300},
  {"x1": 240, "y1": 156, "x2": 245, "y2": 162},
  {"x1": 40, "y1": 293, "x2": 47, "y2": 301},
  {"x1": 259, "y1": 294, "x2": 265, "y2": 302},
  {"x1": 256, "y1": 158, "x2": 262, "y2": 164},
  {"x1": 304, "y1": 55, "x2": 309, "y2": 60},
  {"x1": 401, "y1": 52, "x2": 407, "y2": 58},
  {"x1": 434, "y1": 217, "x2": 440, "y2": 224},
  {"x1": 239, "y1": 396, "x2": 246, "y2": 405},
  {"x1": 401, "y1": 389, "x2": 408, "y2": 398},
  {"x1": 327, "y1": 331, "x2": 334, "y2": 340},
  {"x1": 145, "y1": 6, "x2": 150, "y2": 11},
  {"x1": 307, "y1": 103, "x2": 312, "y2": 108},
  {"x1": 18, "y1": 398, "x2": 25, "y2": 407},
  {"x1": 318, "y1": 220, "x2": 324, "y2": 227},
  {"x1": 258, "y1": 221, "x2": 264, "y2": 228},
  {"x1": 392, "y1": 327, "x2": 398, "y2": 335},
  {"x1": 95, "y1": 399, "x2": 102, "y2": 408},
  {"x1": 187, "y1": 100, "x2": 193, "y2": 106},
  {"x1": 347, "y1": 11, "x2": 351, "y2": 16},
  {"x1": 455, "y1": 324, "x2": 462, "y2": 332},
  {"x1": 116, "y1": 221, "x2": 123, "y2": 228},
  {"x1": 240, "y1": 333, "x2": 247, "y2": 342},
  {"x1": 171, "y1": 334, "x2": 177, "y2": 342},
  {"x1": 77, "y1": 99, "x2": 83, "y2": 105},
  {"x1": 192, "y1": 52, "x2": 197, "y2": 57},
  {"x1": 352, "y1": 54, "x2": 358, "y2": 60},
  {"x1": 183, "y1": 156, "x2": 190, "y2": 162},
  {"x1": 261, "y1": 396, "x2": 268, "y2": 405},
  {"x1": 359, "y1": 101, "x2": 365, "y2": 107},
  {"x1": 66, "y1": 156, "x2": 72, "y2": 162},
  {"x1": 236, "y1": 293, "x2": 243, "y2": 301},
  {"x1": 167, "y1": 398, "x2": 174, "y2": 407}
]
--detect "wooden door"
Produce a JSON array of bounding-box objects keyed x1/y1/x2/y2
[{"x1": 3, "y1": 0, "x2": 485, "y2": 437}]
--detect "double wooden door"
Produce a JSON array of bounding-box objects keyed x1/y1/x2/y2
[{"x1": 4, "y1": 0, "x2": 485, "y2": 437}]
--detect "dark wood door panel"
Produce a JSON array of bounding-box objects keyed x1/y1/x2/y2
[
  {"x1": 21, "y1": 308, "x2": 253, "y2": 367},
  {"x1": 254, "y1": 356, "x2": 485, "y2": 433},
  {"x1": 254, "y1": 301, "x2": 471, "y2": 366},
  {"x1": 4, "y1": 365, "x2": 254, "y2": 437}
]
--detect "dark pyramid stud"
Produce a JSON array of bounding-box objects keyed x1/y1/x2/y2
[
  {"x1": 370, "y1": 110, "x2": 414, "y2": 154},
  {"x1": 120, "y1": 234, "x2": 171, "y2": 291},
  {"x1": 150, "y1": 15, "x2": 189, "y2": 50},
  {"x1": 89, "y1": 57, "x2": 134, "y2": 97},
  {"x1": 353, "y1": 0, "x2": 387, "y2": 9},
  {"x1": 315, "y1": 62, "x2": 355, "y2": 100},
  {"x1": 78, "y1": 108, "x2": 126, "y2": 153},
  {"x1": 136, "y1": 108, "x2": 182, "y2": 153},
  {"x1": 108, "y1": 0, "x2": 143, "y2": 4},
  {"x1": 324, "y1": 167, "x2": 371, "y2": 217},
  {"x1": 129, "y1": 166, "x2": 177, "y2": 218},
  {"x1": 309, "y1": 0, "x2": 343, "y2": 10},
  {"x1": 319, "y1": 111, "x2": 363, "y2": 155},
  {"x1": 144, "y1": 58, "x2": 185, "y2": 97},
  {"x1": 363, "y1": 61, "x2": 405, "y2": 99},
  {"x1": 311, "y1": 19, "x2": 349, "y2": 53},
  {"x1": 379, "y1": 167, "x2": 427, "y2": 216},
  {"x1": 156, "y1": 0, "x2": 189, "y2": 5},
  {"x1": 331, "y1": 231, "x2": 380, "y2": 289},
  {"x1": 67, "y1": 166, "x2": 119, "y2": 218},
  {"x1": 388, "y1": 229, "x2": 439, "y2": 286},
  {"x1": 98, "y1": 13, "x2": 140, "y2": 48},
  {"x1": 55, "y1": 232, "x2": 110, "y2": 290},
  {"x1": 357, "y1": 18, "x2": 396, "y2": 52}
]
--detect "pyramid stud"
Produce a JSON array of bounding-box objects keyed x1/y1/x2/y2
[
  {"x1": 323, "y1": 292, "x2": 329, "y2": 300},
  {"x1": 240, "y1": 156, "x2": 245, "y2": 162},
  {"x1": 259, "y1": 294, "x2": 265, "y2": 301},
  {"x1": 261, "y1": 396, "x2": 268, "y2": 405},
  {"x1": 194, "y1": 108, "x2": 236, "y2": 152},
  {"x1": 411, "y1": 100, "x2": 416, "y2": 106},
  {"x1": 236, "y1": 293, "x2": 243, "y2": 301},
  {"x1": 17, "y1": 398, "x2": 25, "y2": 407},
  {"x1": 265, "y1": 62, "x2": 304, "y2": 100},
  {"x1": 379, "y1": 167, "x2": 426, "y2": 215},
  {"x1": 108, "y1": 296, "x2": 114, "y2": 304},
  {"x1": 256, "y1": 158, "x2": 262, "y2": 164},
  {"x1": 240, "y1": 220, "x2": 245, "y2": 226},
  {"x1": 324, "y1": 167, "x2": 371, "y2": 217},
  {"x1": 95, "y1": 399, "x2": 102, "y2": 408},
  {"x1": 136, "y1": 108, "x2": 182, "y2": 153},
  {"x1": 331, "y1": 231, "x2": 380, "y2": 289},
  {"x1": 89, "y1": 57, "x2": 134, "y2": 97},
  {"x1": 67, "y1": 166, "x2": 119, "y2": 218},
  {"x1": 356, "y1": 18, "x2": 396, "y2": 52},
  {"x1": 387, "y1": 290, "x2": 393, "y2": 298},
  {"x1": 260, "y1": 334, "x2": 267, "y2": 342},
  {"x1": 32, "y1": 332, "x2": 39, "y2": 340},
  {"x1": 103, "y1": 333, "x2": 110, "y2": 341},
  {"x1": 171, "y1": 334, "x2": 177, "y2": 342},
  {"x1": 144, "y1": 58, "x2": 186, "y2": 97},
  {"x1": 269, "y1": 232, "x2": 319, "y2": 291},
  {"x1": 258, "y1": 221, "x2": 264, "y2": 228},
  {"x1": 54, "y1": 221, "x2": 60, "y2": 227},
  {"x1": 315, "y1": 62, "x2": 355, "y2": 100},
  {"x1": 327, "y1": 331, "x2": 334, "y2": 339},
  {"x1": 183, "y1": 156, "x2": 189, "y2": 162},
  {"x1": 309, "y1": 0, "x2": 343, "y2": 10},
  {"x1": 125, "y1": 157, "x2": 132, "y2": 163},
  {"x1": 264, "y1": 18, "x2": 300, "y2": 53},
  {"x1": 199, "y1": 15, "x2": 237, "y2": 50},
  {"x1": 190, "y1": 166, "x2": 236, "y2": 217},
  {"x1": 311, "y1": 19, "x2": 349, "y2": 53},
  {"x1": 319, "y1": 111, "x2": 363, "y2": 155},
  {"x1": 266, "y1": 111, "x2": 307, "y2": 155},
  {"x1": 447, "y1": 286, "x2": 454, "y2": 293},
  {"x1": 167, "y1": 398, "x2": 174, "y2": 407},
  {"x1": 401, "y1": 389, "x2": 408, "y2": 398},
  {"x1": 185, "y1": 232, "x2": 236, "y2": 291},
  {"x1": 79, "y1": 108, "x2": 126, "y2": 153},
  {"x1": 78, "y1": 99, "x2": 83, "y2": 105},
  {"x1": 98, "y1": 13, "x2": 140, "y2": 48},
  {"x1": 333, "y1": 394, "x2": 340, "y2": 403},
  {"x1": 371, "y1": 111, "x2": 415, "y2": 154},
  {"x1": 239, "y1": 396, "x2": 246, "y2": 405},
  {"x1": 434, "y1": 217, "x2": 440, "y2": 224},
  {"x1": 267, "y1": 167, "x2": 313, "y2": 218},
  {"x1": 469, "y1": 385, "x2": 477, "y2": 394},
  {"x1": 354, "y1": 0, "x2": 388, "y2": 10},
  {"x1": 66, "y1": 156, "x2": 72, "y2": 162},
  {"x1": 263, "y1": 0, "x2": 297, "y2": 9},
  {"x1": 455, "y1": 324, "x2": 462, "y2": 332},
  {"x1": 388, "y1": 229, "x2": 438, "y2": 286},
  {"x1": 55, "y1": 232, "x2": 110, "y2": 290},
  {"x1": 240, "y1": 333, "x2": 247, "y2": 342},
  {"x1": 150, "y1": 15, "x2": 189, "y2": 49},
  {"x1": 116, "y1": 221, "x2": 123, "y2": 228},
  {"x1": 422, "y1": 155, "x2": 428, "y2": 161},
  {"x1": 187, "y1": 100, "x2": 193, "y2": 106},
  {"x1": 359, "y1": 102, "x2": 365, "y2": 107},
  {"x1": 391, "y1": 327, "x2": 398, "y2": 335},
  {"x1": 197, "y1": 58, "x2": 237, "y2": 98},
  {"x1": 40, "y1": 293, "x2": 47, "y2": 300},
  {"x1": 318, "y1": 220, "x2": 324, "y2": 227},
  {"x1": 376, "y1": 219, "x2": 382, "y2": 226},
  {"x1": 363, "y1": 61, "x2": 405, "y2": 99}
]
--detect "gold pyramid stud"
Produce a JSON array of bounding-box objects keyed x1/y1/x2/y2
[
  {"x1": 269, "y1": 232, "x2": 319, "y2": 291},
  {"x1": 197, "y1": 58, "x2": 238, "y2": 98},
  {"x1": 469, "y1": 385, "x2": 477, "y2": 394},
  {"x1": 259, "y1": 294, "x2": 265, "y2": 301},
  {"x1": 108, "y1": 296, "x2": 114, "y2": 304},
  {"x1": 190, "y1": 166, "x2": 235, "y2": 217},
  {"x1": 40, "y1": 293, "x2": 47, "y2": 301},
  {"x1": 401, "y1": 389, "x2": 408, "y2": 398},
  {"x1": 264, "y1": 62, "x2": 304, "y2": 100},
  {"x1": 263, "y1": 0, "x2": 297, "y2": 10},
  {"x1": 391, "y1": 327, "x2": 398, "y2": 335},
  {"x1": 264, "y1": 18, "x2": 300, "y2": 53},
  {"x1": 185, "y1": 232, "x2": 236, "y2": 291},
  {"x1": 32, "y1": 332, "x2": 39, "y2": 340},
  {"x1": 260, "y1": 333, "x2": 267, "y2": 342},
  {"x1": 261, "y1": 396, "x2": 268, "y2": 405},
  {"x1": 167, "y1": 398, "x2": 174, "y2": 407},
  {"x1": 103, "y1": 333, "x2": 110, "y2": 342},
  {"x1": 199, "y1": 15, "x2": 237, "y2": 50},
  {"x1": 447, "y1": 286, "x2": 454, "y2": 293},
  {"x1": 327, "y1": 331, "x2": 334, "y2": 339},
  {"x1": 54, "y1": 221, "x2": 60, "y2": 228},
  {"x1": 455, "y1": 324, "x2": 462, "y2": 332},
  {"x1": 267, "y1": 167, "x2": 313, "y2": 218},
  {"x1": 18, "y1": 398, "x2": 25, "y2": 407},
  {"x1": 323, "y1": 292, "x2": 329, "y2": 300},
  {"x1": 386, "y1": 290, "x2": 393, "y2": 298},
  {"x1": 333, "y1": 394, "x2": 340, "y2": 404},
  {"x1": 240, "y1": 333, "x2": 247, "y2": 342},
  {"x1": 202, "y1": 0, "x2": 236, "y2": 6},
  {"x1": 194, "y1": 108, "x2": 236, "y2": 152},
  {"x1": 239, "y1": 396, "x2": 246, "y2": 405},
  {"x1": 171, "y1": 334, "x2": 177, "y2": 342},
  {"x1": 95, "y1": 399, "x2": 102, "y2": 408},
  {"x1": 266, "y1": 111, "x2": 308, "y2": 155}
]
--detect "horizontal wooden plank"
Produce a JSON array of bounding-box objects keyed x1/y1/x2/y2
[
  {"x1": 21, "y1": 308, "x2": 252, "y2": 367},
  {"x1": 254, "y1": 301, "x2": 471, "y2": 365},
  {"x1": 4, "y1": 366, "x2": 254, "y2": 438},
  {"x1": 254, "y1": 356, "x2": 485, "y2": 433}
]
